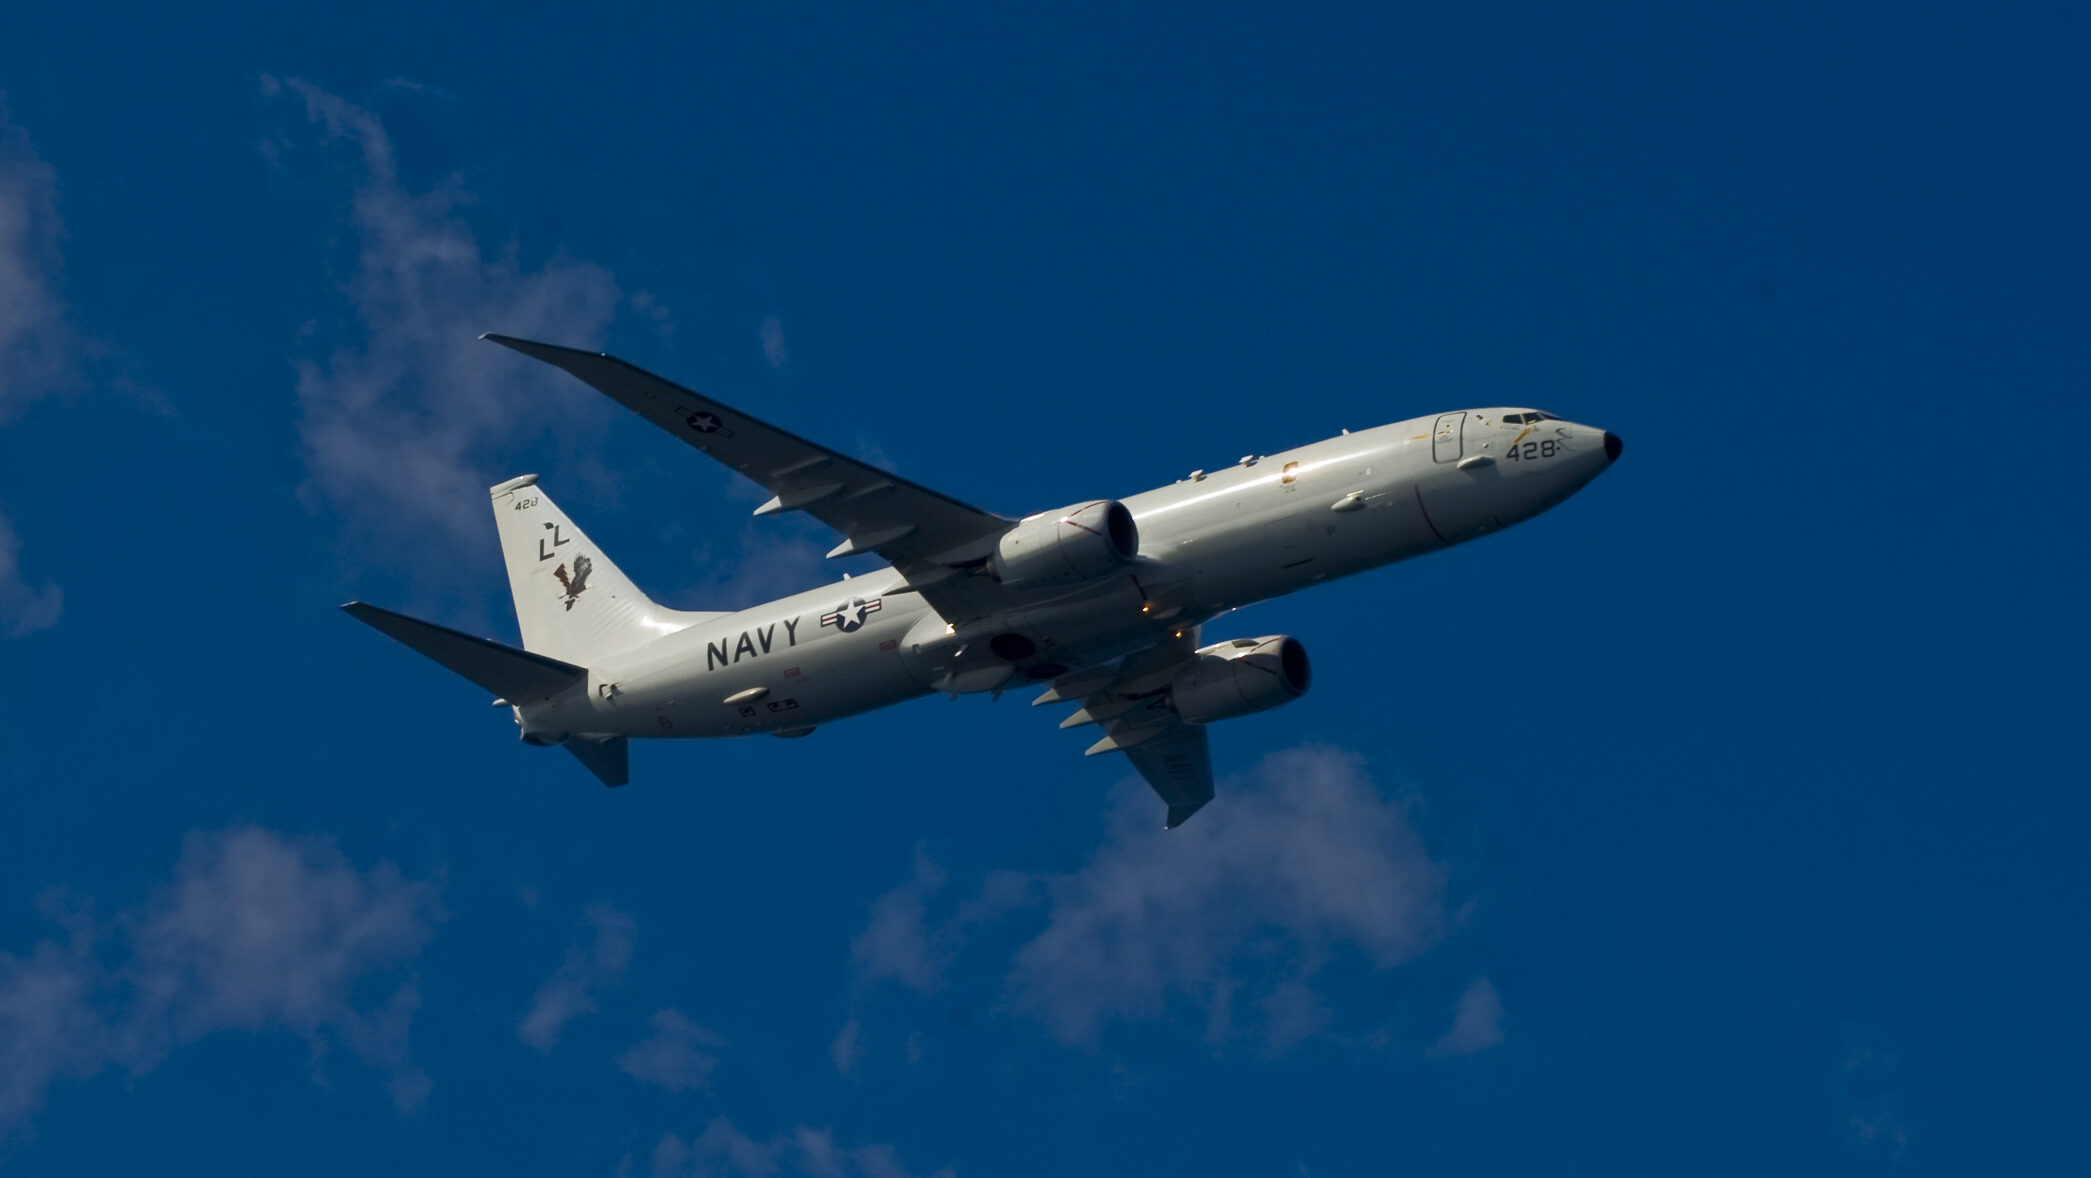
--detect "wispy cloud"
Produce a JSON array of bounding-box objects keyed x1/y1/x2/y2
[
  {"x1": 844, "y1": 747, "x2": 1448, "y2": 1051},
  {"x1": 0, "y1": 108, "x2": 71, "y2": 418},
  {"x1": 617, "y1": 1008, "x2": 724, "y2": 1092},
  {"x1": 760, "y1": 315, "x2": 789, "y2": 369},
  {"x1": 828, "y1": 1017, "x2": 863, "y2": 1076},
  {"x1": 702, "y1": 529, "x2": 835, "y2": 612},
  {"x1": 264, "y1": 76, "x2": 626, "y2": 579},
  {"x1": 518, "y1": 903, "x2": 634, "y2": 1050},
  {"x1": 1828, "y1": 1027, "x2": 1914, "y2": 1166},
  {"x1": 643, "y1": 1118, "x2": 953, "y2": 1178},
  {"x1": 0, "y1": 509, "x2": 61, "y2": 638},
  {"x1": 1009, "y1": 746, "x2": 1447, "y2": 1046},
  {"x1": 0, "y1": 827, "x2": 441, "y2": 1132},
  {"x1": 0, "y1": 106, "x2": 71, "y2": 635},
  {"x1": 847, "y1": 852, "x2": 1035, "y2": 1001},
  {"x1": 850, "y1": 852, "x2": 949, "y2": 993},
  {"x1": 1426, "y1": 977, "x2": 1503, "y2": 1057}
]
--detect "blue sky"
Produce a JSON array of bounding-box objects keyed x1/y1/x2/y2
[{"x1": 1, "y1": 2, "x2": 2085, "y2": 1173}]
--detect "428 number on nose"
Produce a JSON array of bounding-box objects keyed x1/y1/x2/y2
[{"x1": 1504, "y1": 439, "x2": 1559, "y2": 461}]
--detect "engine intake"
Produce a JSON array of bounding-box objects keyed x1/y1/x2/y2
[
  {"x1": 991, "y1": 500, "x2": 1139, "y2": 587},
  {"x1": 1171, "y1": 635, "x2": 1311, "y2": 724}
]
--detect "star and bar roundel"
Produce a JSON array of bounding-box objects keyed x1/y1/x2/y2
[{"x1": 821, "y1": 596, "x2": 882, "y2": 633}]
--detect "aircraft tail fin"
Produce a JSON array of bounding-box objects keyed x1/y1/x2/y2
[
  {"x1": 341, "y1": 602, "x2": 587, "y2": 704},
  {"x1": 488, "y1": 475, "x2": 719, "y2": 665}
]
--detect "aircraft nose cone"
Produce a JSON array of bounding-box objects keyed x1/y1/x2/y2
[{"x1": 1603, "y1": 431, "x2": 1624, "y2": 463}]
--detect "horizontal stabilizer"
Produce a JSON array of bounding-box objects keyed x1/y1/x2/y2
[
  {"x1": 565, "y1": 735, "x2": 629, "y2": 787},
  {"x1": 342, "y1": 602, "x2": 587, "y2": 704}
]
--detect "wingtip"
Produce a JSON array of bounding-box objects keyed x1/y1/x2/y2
[
  {"x1": 484, "y1": 332, "x2": 560, "y2": 352},
  {"x1": 483, "y1": 334, "x2": 629, "y2": 369},
  {"x1": 1163, "y1": 800, "x2": 1209, "y2": 829},
  {"x1": 340, "y1": 601, "x2": 395, "y2": 628}
]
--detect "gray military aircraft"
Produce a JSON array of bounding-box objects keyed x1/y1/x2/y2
[{"x1": 346, "y1": 337, "x2": 1622, "y2": 827}]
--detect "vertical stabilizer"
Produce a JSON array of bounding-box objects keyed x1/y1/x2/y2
[{"x1": 490, "y1": 475, "x2": 719, "y2": 664}]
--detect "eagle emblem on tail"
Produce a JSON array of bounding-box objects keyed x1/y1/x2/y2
[{"x1": 553, "y1": 554, "x2": 593, "y2": 611}]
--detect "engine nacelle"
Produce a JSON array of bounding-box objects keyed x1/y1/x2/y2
[
  {"x1": 990, "y1": 499, "x2": 1139, "y2": 587},
  {"x1": 1171, "y1": 636, "x2": 1311, "y2": 725}
]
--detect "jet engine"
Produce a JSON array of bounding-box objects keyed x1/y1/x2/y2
[
  {"x1": 1171, "y1": 636, "x2": 1311, "y2": 724},
  {"x1": 990, "y1": 500, "x2": 1139, "y2": 587}
]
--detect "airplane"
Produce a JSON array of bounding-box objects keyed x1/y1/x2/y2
[{"x1": 345, "y1": 336, "x2": 1623, "y2": 828}]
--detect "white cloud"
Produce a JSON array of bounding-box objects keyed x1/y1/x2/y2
[
  {"x1": 517, "y1": 903, "x2": 634, "y2": 1050},
  {"x1": 0, "y1": 827, "x2": 440, "y2": 1132},
  {"x1": 264, "y1": 76, "x2": 625, "y2": 571},
  {"x1": 0, "y1": 108, "x2": 70, "y2": 635},
  {"x1": 644, "y1": 1117, "x2": 952, "y2": 1178},
  {"x1": 1008, "y1": 746, "x2": 1447, "y2": 1045},
  {"x1": 847, "y1": 747, "x2": 1449, "y2": 1050},
  {"x1": 0, "y1": 935, "x2": 103, "y2": 1130},
  {"x1": 1427, "y1": 977, "x2": 1503, "y2": 1057},
  {"x1": 848, "y1": 859, "x2": 1034, "y2": 999},
  {"x1": 0, "y1": 508, "x2": 61, "y2": 637},
  {"x1": 1828, "y1": 1028, "x2": 1914, "y2": 1166},
  {"x1": 828, "y1": 1017, "x2": 862, "y2": 1076},
  {"x1": 704, "y1": 531, "x2": 835, "y2": 612},
  {"x1": 760, "y1": 315, "x2": 789, "y2": 368},
  {"x1": 0, "y1": 108, "x2": 70, "y2": 418},
  {"x1": 850, "y1": 852, "x2": 947, "y2": 993},
  {"x1": 617, "y1": 1008, "x2": 723, "y2": 1092}
]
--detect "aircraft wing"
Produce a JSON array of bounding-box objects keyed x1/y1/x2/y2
[
  {"x1": 1042, "y1": 628, "x2": 1216, "y2": 829},
  {"x1": 485, "y1": 336, "x2": 1013, "y2": 575},
  {"x1": 1123, "y1": 726, "x2": 1215, "y2": 829}
]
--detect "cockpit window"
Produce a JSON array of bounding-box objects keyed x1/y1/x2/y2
[{"x1": 1502, "y1": 411, "x2": 1560, "y2": 424}]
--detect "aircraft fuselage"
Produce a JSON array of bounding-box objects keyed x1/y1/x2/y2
[{"x1": 513, "y1": 407, "x2": 1617, "y2": 744}]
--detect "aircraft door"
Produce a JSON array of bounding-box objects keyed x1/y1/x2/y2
[{"x1": 1432, "y1": 413, "x2": 1465, "y2": 463}]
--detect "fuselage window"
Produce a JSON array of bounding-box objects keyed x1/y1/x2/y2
[{"x1": 1280, "y1": 461, "x2": 1299, "y2": 485}]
